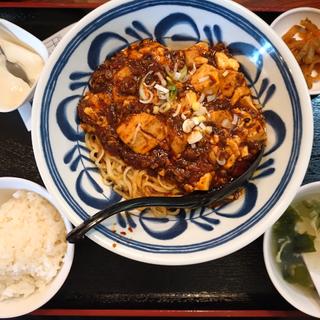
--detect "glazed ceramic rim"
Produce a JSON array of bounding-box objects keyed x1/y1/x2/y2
[
  {"x1": 0, "y1": 177, "x2": 74, "y2": 318},
  {"x1": 263, "y1": 181, "x2": 320, "y2": 318},
  {"x1": 271, "y1": 7, "x2": 320, "y2": 28},
  {"x1": 32, "y1": 0, "x2": 313, "y2": 265},
  {"x1": 270, "y1": 7, "x2": 320, "y2": 96}
]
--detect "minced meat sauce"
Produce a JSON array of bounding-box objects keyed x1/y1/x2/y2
[{"x1": 78, "y1": 39, "x2": 266, "y2": 192}]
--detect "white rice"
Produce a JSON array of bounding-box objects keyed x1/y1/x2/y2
[{"x1": 0, "y1": 190, "x2": 67, "y2": 301}]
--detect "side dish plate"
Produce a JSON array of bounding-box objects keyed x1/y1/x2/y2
[{"x1": 271, "y1": 7, "x2": 320, "y2": 96}]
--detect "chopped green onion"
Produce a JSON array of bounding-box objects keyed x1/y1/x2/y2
[{"x1": 168, "y1": 84, "x2": 177, "y2": 101}]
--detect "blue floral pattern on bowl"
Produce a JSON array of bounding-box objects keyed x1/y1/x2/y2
[{"x1": 32, "y1": 0, "x2": 312, "y2": 265}]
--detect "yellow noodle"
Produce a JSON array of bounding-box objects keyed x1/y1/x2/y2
[
  {"x1": 79, "y1": 41, "x2": 266, "y2": 218},
  {"x1": 85, "y1": 133, "x2": 182, "y2": 216}
]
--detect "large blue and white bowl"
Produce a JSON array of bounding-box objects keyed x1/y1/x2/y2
[{"x1": 32, "y1": 0, "x2": 313, "y2": 265}]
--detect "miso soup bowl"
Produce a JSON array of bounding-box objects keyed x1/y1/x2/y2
[{"x1": 263, "y1": 181, "x2": 320, "y2": 318}]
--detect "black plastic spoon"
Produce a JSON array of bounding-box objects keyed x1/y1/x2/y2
[{"x1": 67, "y1": 147, "x2": 265, "y2": 243}]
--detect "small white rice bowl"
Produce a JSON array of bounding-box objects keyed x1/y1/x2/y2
[
  {"x1": 0, "y1": 190, "x2": 67, "y2": 301},
  {"x1": 0, "y1": 177, "x2": 74, "y2": 318}
]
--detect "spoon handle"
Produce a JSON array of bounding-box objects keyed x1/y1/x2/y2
[
  {"x1": 302, "y1": 252, "x2": 320, "y2": 296},
  {"x1": 67, "y1": 147, "x2": 265, "y2": 243},
  {"x1": 66, "y1": 195, "x2": 199, "y2": 243}
]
